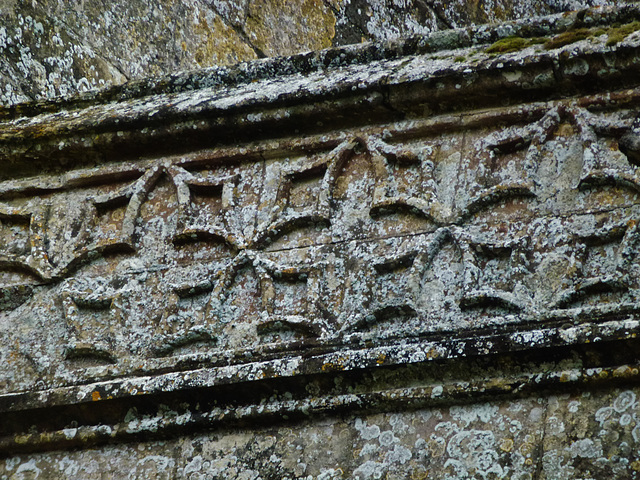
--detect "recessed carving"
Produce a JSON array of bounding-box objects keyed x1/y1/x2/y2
[
  {"x1": 62, "y1": 291, "x2": 119, "y2": 365},
  {"x1": 0, "y1": 96, "x2": 639, "y2": 387}
]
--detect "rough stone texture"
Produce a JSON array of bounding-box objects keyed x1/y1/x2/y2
[
  {"x1": 0, "y1": 0, "x2": 638, "y2": 105},
  {"x1": 3, "y1": 2, "x2": 640, "y2": 479},
  {"x1": 6, "y1": 388, "x2": 640, "y2": 478}
]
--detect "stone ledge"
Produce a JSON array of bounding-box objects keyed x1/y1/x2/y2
[
  {"x1": 1, "y1": 333, "x2": 639, "y2": 456},
  {"x1": 1, "y1": 4, "x2": 639, "y2": 120},
  {"x1": 3, "y1": 6, "x2": 640, "y2": 175}
]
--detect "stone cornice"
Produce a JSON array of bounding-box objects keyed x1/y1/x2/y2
[
  {"x1": 1, "y1": 4, "x2": 639, "y2": 119},
  {"x1": 1, "y1": 5, "x2": 640, "y2": 173}
]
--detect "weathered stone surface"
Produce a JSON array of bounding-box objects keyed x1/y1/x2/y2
[
  {"x1": 1, "y1": 0, "x2": 638, "y2": 105},
  {"x1": 3, "y1": 3, "x2": 640, "y2": 478},
  {"x1": 5, "y1": 388, "x2": 640, "y2": 479},
  {"x1": 1, "y1": 5, "x2": 640, "y2": 396}
]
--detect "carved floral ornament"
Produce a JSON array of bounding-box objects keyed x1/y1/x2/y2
[{"x1": 1, "y1": 102, "x2": 640, "y2": 368}]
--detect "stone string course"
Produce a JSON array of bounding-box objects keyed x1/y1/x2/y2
[
  {"x1": 3, "y1": 3, "x2": 640, "y2": 479},
  {"x1": 5, "y1": 388, "x2": 640, "y2": 479}
]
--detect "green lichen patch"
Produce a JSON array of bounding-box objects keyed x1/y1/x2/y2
[
  {"x1": 486, "y1": 36, "x2": 545, "y2": 54},
  {"x1": 605, "y1": 21, "x2": 640, "y2": 46}
]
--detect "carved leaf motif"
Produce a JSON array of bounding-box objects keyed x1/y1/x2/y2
[
  {"x1": 42, "y1": 169, "x2": 152, "y2": 274},
  {"x1": 255, "y1": 139, "x2": 360, "y2": 246},
  {"x1": 211, "y1": 253, "x2": 324, "y2": 341},
  {"x1": 171, "y1": 166, "x2": 242, "y2": 249},
  {"x1": 50, "y1": 163, "x2": 241, "y2": 273},
  {"x1": 254, "y1": 258, "x2": 328, "y2": 339},
  {"x1": 155, "y1": 251, "x2": 326, "y2": 355},
  {"x1": 462, "y1": 111, "x2": 555, "y2": 218},
  {"x1": 483, "y1": 106, "x2": 640, "y2": 197},
  {"x1": 345, "y1": 228, "x2": 455, "y2": 333},
  {"x1": 458, "y1": 235, "x2": 532, "y2": 313},
  {"x1": 551, "y1": 221, "x2": 640, "y2": 309},
  {"x1": 90, "y1": 167, "x2": 157, "y2": 252},
  {"x1": 578, "y1": 108, "x2": 640, "y2": 194},
  {"x1": 153, "y1": 288, "x2": 218, "y2": 356}
]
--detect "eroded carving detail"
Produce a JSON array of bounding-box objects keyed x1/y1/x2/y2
[{"x1": 1, "y1": 100, "x2": 639, "y2": 384}]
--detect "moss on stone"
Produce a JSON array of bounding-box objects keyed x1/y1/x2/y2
[
  {"x1": 541, "y1": 21, "x2": 639, "y2": 50},
  {"x1": 605, "y1": 21, "x2": 640, "y2": 46},
  {"x1": 544, "y1": 28, "x2": 594, "y2": 50},
  {"x1": 486, "y1": 19, "x2": 640, "y2": 55},
  {"x1": 486, "y1": 36, "x2": 544, "y2": 54}
]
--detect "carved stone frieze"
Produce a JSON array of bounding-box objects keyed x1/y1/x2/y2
[{"x1": 0, "y1": 95, "x2": 639, "y2": 390}]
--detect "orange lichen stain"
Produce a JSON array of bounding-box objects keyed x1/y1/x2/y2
[
  {"x1": 92, "y1": 390, "x2": 102, "y2": 401},
  {"x1": 486, "y1": 378, "x2": 512, "y2": 391},
  {"x1": 14, "y1": 434, "x2": 30, "y2": 445},
  {"x1": 321, "y1": 361, "x2": 345, "y2": 372},
  {"x1": 500, "y1": 438, "x2": 514, "y2": 452},
  {"x1": 520, "y1": 442, "x2": 534, "y2": 456},
  {"x1": 614, "y1": 366, "x2": 635, "y2": 378},
  {"x1": 425, "y1": 349, "x2": 440, "y2": 360},
  {"x1": 8, "y1": 348, "x2": 21, "y2": 362},
  {"x1": 411, "y1": 470, "x2": 429, "y2": 480},
  {"x1": 554, "y1": 122, "x2": 576, "y2": 137},
  {"x1": 376, "y1": 353, "x2": 387, "y2": 365},
  {"x1": 559, "y1": 372, "x2": 572, "y2": 382}
]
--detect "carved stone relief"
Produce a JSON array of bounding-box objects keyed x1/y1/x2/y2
[{"x1": 1, "y1": 96, "x2": 639, "y2": 396}]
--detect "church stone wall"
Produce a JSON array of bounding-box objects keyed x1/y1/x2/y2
[
  {"x1": 0, "y1": 0, "x2": 634, "y2": 105},
  {"x1": 2, "y1": 2, "x2": 640, "y2": 479}
]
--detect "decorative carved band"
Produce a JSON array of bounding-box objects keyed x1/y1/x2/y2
[{"x1": 1, "y1": 95, "x2": 640, "y2": 397}]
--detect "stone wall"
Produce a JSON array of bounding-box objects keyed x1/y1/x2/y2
[
  {"x1": 3, "y1": 2, "x2": 640, "y2": 479},
  {"x1": 0, "y1": 0, "x2": 634, "y2": 105},
  {"x1": 5, "y1": 388, "x2": 640, "y2": 479}
]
